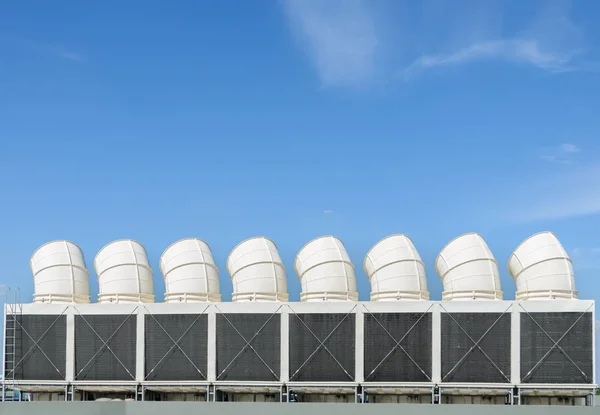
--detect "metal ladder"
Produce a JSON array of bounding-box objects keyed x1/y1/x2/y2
[{"x1": 3, "y1": 287, "x2": 22, "y2": 401}]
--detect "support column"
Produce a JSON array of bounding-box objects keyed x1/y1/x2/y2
[
  {"x1": 431, "y1": 304, "x2": 441, "y2": 385},
  {"x1": 511, "y1": 302, "x2": 520, "y2": 385},
  {"x1": 136, "y1": 309, "x2": 145, "y2": 382},
  {"x1": 65, "y1": 312, "x2": 75, "y2": 382},
  {"x1": 207, "y1": 306, "x2": 216, "y2": 383},
  {"x1": 280, "y1": 306, "x2": 289, "y2": 383},
  {"x1": 355, "y1": 307, "x2": 364, "y2": 383}
]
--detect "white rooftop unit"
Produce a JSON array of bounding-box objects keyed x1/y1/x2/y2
[
  {"x1": 94, "y1": 239, "x2": 155, "y2": 303},
  {"x1": 508, "y1": 231, "x2": 578, "y2": 300},
  {"x1": 295, "y1": 235, "x2": 358, "y2": 302},
  {"x1": 435, "y1": 233, "x2": 502, "y2": 301},
  {"x1": 226, "y1": 236, "x2": 288, "y2": 302},
  {"x1": 364, "y1": 234, "x2": 429, "y2": 301},
  {"x1": 30, "y1": 240, "x2": 91, "y2": 304},
  {"x1": 160, "y1": 238, "x2": 221, "y2": 303}
]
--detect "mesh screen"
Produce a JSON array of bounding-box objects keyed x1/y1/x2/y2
[
  {"x1": 520, "y1": 312, "x2": 593, "y2": 384},
  {"x1": 4, "y1": 315, "x2": 66, "y2": 381},
  {"x1": 441, "y1": 312, "x2": 511, "y2": 383},
  {"x1": 145, "y1": 314, "x2": 208, "y2": 381},
  {"x1": 364, "y1": 312, "x2": 432, "y2": 382},
  {"x1": 289, "y1": 313, "x2": 355, "y2": 382},
  {"x1": 216, "y1": 313, "x2": 280, "y2": 381},
  {"x1": 75, "y1": 314, "x2": 137, "y2": 381}
]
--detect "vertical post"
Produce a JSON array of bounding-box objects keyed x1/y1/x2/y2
[
  {"x1": 207, "y1": 306, "x2": 216, "y2": 383},
  {"x1": 280, "y1": 306, "x2": 289, "y2": 383},
  {"x1": 431, "y1": 304, "x2": 441, "y2": 385},
  {"x1": 511, "y1": 301, "x2": 521, "y2": 385},
  {"x1": 136, "y1": 308, "x2": 145, "y2": 382},
  {"x1": 66, "y1": 312, "x2": 75, "y2": 382},
  {"x1": 355, "y1": 307, "x2": 364, "y2": 384}
]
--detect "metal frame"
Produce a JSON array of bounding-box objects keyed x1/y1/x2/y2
[
  {"x1": 519, "y1": 303, "x2": 594, "y2": 384},
  {"x1": 1, "y1": 298, "x2": 595, "y2": 405},
  {"x1": 72, "y1": 306, "x2": 138, "y2": 381},
  {"x1": 214, "y1": 305, "x2": 283, "y2": 382},
  {"x1": 439, "y1": 304, "x2": 512, "y2": 383},
  {"x1": 288, "y1": 305, "x2": 357, "y2": 382},
  {"x1": 362, "y1": 304, "x2": 433, "y2": 382},
  {"x1": 143, "y1": 304, "x2": 210, "y2": 381}
]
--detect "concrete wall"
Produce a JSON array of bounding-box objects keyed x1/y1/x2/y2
[{"x1": 0, "y1": 403, "x2": 599, "y2": 415}]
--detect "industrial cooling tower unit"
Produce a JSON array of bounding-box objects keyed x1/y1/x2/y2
[{"x1": 2, "y1": 233, "x2": 596, "y2": 405}]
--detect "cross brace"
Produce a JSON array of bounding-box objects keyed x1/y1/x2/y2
[
  {"x1": 440, "y1": 304, "x2": 512, "y2": 383},
  {"x1": 362, "y1": 304, "x2": 434, "y2": 382},
  {"x1": 73, "y1": 307, "x2": 138, "y2": 380},
  {"x1": 519, "y1": 304, "x2": 593, "y2": 383},
  {"x1": 288, "y1": 305, "x2": 357, "y2": 381},
  {"x1": 215, "y1": 306, "x2": 282, "y2": 380}
]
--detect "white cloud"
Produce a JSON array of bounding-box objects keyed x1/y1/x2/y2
[
  {"x1": 402, "y1": 39, "x2": 583, "y2": 78},
  {"x1": 281, "y1": 0, "x2": 378, "y2": 88},
  {"x1": 323, "y1": 209, "x2": 334, "y2": 214},
  {"x1": 540, "y1": 143, "x2": 581, "y2": 164},
  {"x1": 507, "y1": 164, "x2": 600, "y2": 222},
  {"x1": 1, "y1": 35, "x2": 85, "y2": 62}
]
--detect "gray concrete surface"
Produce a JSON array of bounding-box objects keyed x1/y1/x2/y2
[{"x1": 0, "y1": 403, "x2": 599, "y2": 415}]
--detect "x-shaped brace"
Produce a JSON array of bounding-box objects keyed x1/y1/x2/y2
[
  {"x1": 7, "y1": 307, "x2": 69, "y2": 379},
  {"x1": 440, "y1": 304, "x2": 512, "y2": 382},
  {"x1": 144, "y1": 305, "x2": 210, "y2": 380},
  {"x1": 363, "y1": 304, "x2": 433, "y2": 382},
  {"x1": 74, "y1": 307, "x2": 138, "y2": 380},
  {"x1": 288, "y1": 305, "x2": 357, "y2": 381},
  {"x1": 520, "y1": 304, "x2": 593, "y2": 383},
  {"x1": 215, "y1": 306, "x2": 282, "y2": 380}
]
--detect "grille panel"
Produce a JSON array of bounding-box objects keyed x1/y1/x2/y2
[
  {"x1": 216, "y1": 313, "x2": 280, "y2": 381},
  {"x1": 145, "y1": 314, "x2": 208, "y2": 381},
  {"x1": 520, "y1": 312, "x2": 593, "y2": 384},
  {"x1": 74, "y1": 314, "x2": 137, "y2": 381},
  {"x1": 441, "y1": 312, "x2": 511, "y2": 383},
  {"x1": 4, "y1": 315, "x2": 66, "y2": 381},
  {"x1": 364, "y1": 312, "x2": 432, "y2": 382},
  {"x1": 289, "y1": 313, "x2": 355, "y2": 382}
]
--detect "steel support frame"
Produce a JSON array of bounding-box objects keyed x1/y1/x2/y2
[
  {"x1": 72, "y1": 306, "x2": 138, "y2": 381},
  {"x1": 143, "y1": 304, "x2": 210, "y2": 381},
  {"x1": 362, "y1": 305, "x2": 433, "y2": 383},
  {"x1": 439, "y1": 304, "x2": 512, "y2": 383},
  {"x1": 519, "y1": 304, "x2": 594, "y2": 384},
  {"x1": 288, "y1": 305, "x2": 357, "y2": 382},
  {"x1": 214, "y1": 305, "x2": 283, "y2": 382},
  {"x1": 6, "y1": 305, "x2": 67, "y2": 386}
]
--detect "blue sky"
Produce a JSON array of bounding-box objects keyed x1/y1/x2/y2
[{"x1": 0, "y1": 0, "x2": 599, "y2": 343}]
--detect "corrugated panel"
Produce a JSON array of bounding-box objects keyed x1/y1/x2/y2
[
  {"x1": 520, "y1": 312, "x2": 593, "y2": 384},
  {"x1": 4, "y1": 315, "x2": 66, "y2": 381},
  {"x1": 289, "y1": 313, "x2": 355, "y2": 382},
  {"x1": 75, "y1": 314, "x2": 137, "y2": 381},
  {"x1": 364, "y1": 312, "x2": 432, "y2": 382},
  {"x1": 145, "y1": 314, "x2": 208, "y2": 381},
  {"x1": 441, "y1": 313, "x2": 511, "y2": 383},
  {"x1": 216, "y1": 313, "x2": 280, "y2": 382}
]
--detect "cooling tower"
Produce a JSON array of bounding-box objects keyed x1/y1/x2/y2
[
  {"x1": 364, "y1": 234, "x2": 429, "y2": 301},
  {"x1": 295, "y1": 235, "x2": 358, "y2": 302},
  {"x1": 160, "y1": 238, "x2": 221, "y2": 303},
  {"x1": 94, "y1": 239, "x2": 155, "y2": 303},
  {"x1": 226, "y1": 237, "x2": 288, "y2": 302},
  {"x1": 435, "y1": 233, "x2": 502, "y2": 301},
  {"x1": 30, "y1": 240, "x2": 91, "y2": 304},
  {"x1": 508, "y1": 231, "x2": 578, "y2": 300}
]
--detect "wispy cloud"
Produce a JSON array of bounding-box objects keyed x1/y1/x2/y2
[
  {"x1": 1, "y1": 35, "x2": 85, "y2": 62},
  {"x1": 402, "y1": 39, "x2": 584, "y2": 78},
  {"x1": 506, "y1": 163, "x2": 600, "y2": 222},
  {"x1": 323, "y1": 209, "x2": 334, "y2": 214},
  {"x1": 540, "y1": 143, "x2": 581, "y2": 164},
  {"x1": 281, "y1": 0, "x2": 378, "y2": 88}
]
